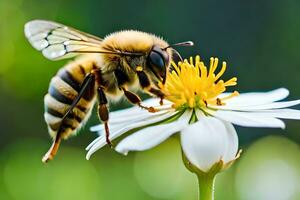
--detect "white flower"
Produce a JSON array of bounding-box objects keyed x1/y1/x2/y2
[{"x1": 86, "y1": 56, "x2": 300, "y2": 172}]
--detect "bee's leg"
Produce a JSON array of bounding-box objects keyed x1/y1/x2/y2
[
  {"x1": 121, "y1": 87, "x2": 156, "y2": 113},
  {"x1": 113, "y1": 67, "x2": 156, "y2": 112},
  {"x1": 42, "y1": 73, "x2": 96, "y2": 163},
  {"x1": 136, "y1": 71, "x2": 165, "y2": 105},
  {"x1": 147, "y1": 88, "x2": 165, "y2": 106},
  {"x1": 94, "y1": 68, "x2": 112, "y2": 147},
  {"x1": 97, "y1": 87, "x2": 113, "y2": 147}
]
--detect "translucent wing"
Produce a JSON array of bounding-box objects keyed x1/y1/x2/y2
[{"x1": 24, "y1": 20, "x2": 104, "y2": 60}]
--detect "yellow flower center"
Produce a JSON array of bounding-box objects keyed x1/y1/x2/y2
[{"x1": 159, "y1": 55, "x2": 239, "y2": 109}]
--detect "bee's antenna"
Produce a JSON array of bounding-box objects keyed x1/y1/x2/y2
[{"x1": 163, "y1": 41, "x2": 194, "y2": 50}]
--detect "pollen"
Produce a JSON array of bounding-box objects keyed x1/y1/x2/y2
[
  {"x1": 135, "y1": 66, "x2": 143, "y2": 72},
  {"x1": 159, "y1": 56, "x2": 239, "y2": 109}
]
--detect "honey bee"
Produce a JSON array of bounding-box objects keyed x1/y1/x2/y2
[{"x1": 24, "y1": 20, "x2": 193, "y2": 163}]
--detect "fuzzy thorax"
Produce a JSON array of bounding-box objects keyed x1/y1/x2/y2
[
  {"x1": 100, "y1": 30, "x2": 172, "y2": 66},
  {"x1": 102, "y1": 30, "x2": 169, "y2": 53}
]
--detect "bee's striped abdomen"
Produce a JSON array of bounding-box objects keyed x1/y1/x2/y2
[{"x1": 44, "y1": 58, "x2": 97, "y2": 139}]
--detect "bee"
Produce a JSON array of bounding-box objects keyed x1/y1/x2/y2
[{"x1": 24, "y1": 20, "x2": 193, "y2": 163}]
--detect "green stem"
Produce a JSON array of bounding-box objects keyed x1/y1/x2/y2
[
  {"x1": 181, "y1": 149, "x2": 220, "y2": 200},
  {"x1": 197, "y1": 174, "x2": 215, "y2": 200}
]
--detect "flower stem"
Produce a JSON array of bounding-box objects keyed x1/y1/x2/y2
[
  {"x1": 181, "y1": 149, "x2": 219, "y2": 200},
  {"x1": 197, "y1": 174, "x2": 215, "y2": 200}
]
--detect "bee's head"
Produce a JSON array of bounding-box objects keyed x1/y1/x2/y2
[
  {"x1": 147, "y1": 45, "x2": 170, "y2": 84},
  {"x1": 147, "y1": 41, "x2": 194, "y2": 85}
]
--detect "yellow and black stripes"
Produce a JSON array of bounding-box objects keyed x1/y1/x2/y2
[
  {"x1": 58, "y1": 69, "x2": 81, "y2": 93},
  {"x1": 44, "y1": 59, "x2": 97, "y2": 139},
  {"x1": 45, "y1": 98, "x2": 90, "y2": 139}
]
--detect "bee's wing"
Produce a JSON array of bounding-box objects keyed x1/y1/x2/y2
[{"x1": 24, "y1": 20, "x2": 104, "y2": 60}]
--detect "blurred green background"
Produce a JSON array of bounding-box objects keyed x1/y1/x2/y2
[{"x1": 1, "y1": 0, "x2": 300, "y2": 199}]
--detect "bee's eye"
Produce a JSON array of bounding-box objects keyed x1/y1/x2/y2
[
  {"x1": 147, "y1": 46, "x2": 169, "y2": 84},
  {"x1": 149, "y1": 51, "x2": 165, "y2": 69}
]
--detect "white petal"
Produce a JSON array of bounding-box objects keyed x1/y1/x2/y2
[
  {"x1": 86, "y1": 110, "x2": 178, "y2": 159},
  {"x1": 90, "y1": 124, "x2": 104, "y2": 132},
  {"x1": 86, "y1": 110, "x2": 176, "y2": 151},
  {"x1": 105, "y1": 106, "x2": 145, "y2": 121},
  {"x1": 115, "y1": 111, "x2": 192, "y2": 155},
  {"x1": 90, "y1": 108, "x2": 176, "y2": 135},
  {"x1": 90, "y1": 109, "x2": 177, "y2": 136},
  {"x1": 87, "y1": 112, "x2": 172, "y2": 150},
  {"x1": 222, "y1": 122, "x2": 239, "y2": 163},
  {"x1": 109, "y1": 98, "x2": 172, "y2": 120},
  {"x1": 208, "y1": 110, "x2": 285, "y2": 129},
  {"x1": 180, "y1": 116, "x2": 234, "y2": 172},
  {"x1": 86, "y1": 123, "x2": 130, "y2": 150},
  {"x1": 90, "y1": 123, "x2": 126, "y2": 135},
  {"x1": 89, "y1": 99, "x2": 173, "y2": 132},
  {"x1": 194, "y1": 112, "x2": 238, "y2": 162},
  {"x1": 90, "y1": 109, "x2": 171, "y2": 133},
  {"x1": 109, "y1": 100, "x2": 154, "y2": 118},
  {"x1": 211, "y1": 99, "x2": 300, "y2": 111},
  {"x1": 243, "y1": 109, "x2": 300, "y2": 120},
  {"x1": 220, "y1": 88, "x2": 289, "y2": 106},
  {"x1": 109, "y1": 109, "x2": 171, "y2": 125}
]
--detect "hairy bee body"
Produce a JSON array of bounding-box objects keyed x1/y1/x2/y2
[{"x1": 44, "y1": 30, "x2": 170, "y2": 140}]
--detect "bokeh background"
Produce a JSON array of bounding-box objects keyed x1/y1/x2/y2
[{"x1": 0, "y1": 0, "x2": 300, "y2": 199}]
